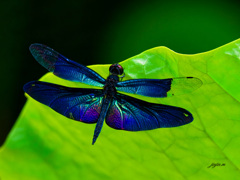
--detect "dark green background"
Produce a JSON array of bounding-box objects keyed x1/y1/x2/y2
[{"x1": 0, "y1": 0, "x2": 239, "y2": 145}]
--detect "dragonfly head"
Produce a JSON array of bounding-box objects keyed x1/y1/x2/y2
[{"x1": 109, "y1": 64, "x2": 124, "y2": 76}]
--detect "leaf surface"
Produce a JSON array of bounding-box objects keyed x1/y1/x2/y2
[{"x1": 1, "y1": 39, "x2": 240, "y2": 180}]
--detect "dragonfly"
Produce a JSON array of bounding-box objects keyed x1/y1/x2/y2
[{"x1": 23, "y1": 44, "x2": 202, "y2": 145}]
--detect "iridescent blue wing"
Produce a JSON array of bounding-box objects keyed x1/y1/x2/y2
[
  {"x1": 23, "y1": 81, "x2": 104, "y2": 123},
  {"x1": 29, "y1": 43, "x2": 106, "y2": 87},
  {"x1": 105, "y1": 93, "x2": 193, "y2": 131},
  {"x1": 116, "y1": 77, "x2": 202, "y2": 97}
]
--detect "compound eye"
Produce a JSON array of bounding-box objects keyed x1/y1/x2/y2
[{"x1": 109, "y1": 63, "x2": 124, "y2": 75}]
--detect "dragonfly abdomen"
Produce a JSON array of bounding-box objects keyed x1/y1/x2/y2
[{"x1": 92, "y1": 97, "x2": 111, "y2": 145}]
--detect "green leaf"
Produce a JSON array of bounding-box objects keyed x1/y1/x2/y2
[{"x1": 1, "y1": 39, "x2": 240, "y2": 180}]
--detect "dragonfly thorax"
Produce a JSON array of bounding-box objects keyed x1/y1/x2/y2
[
  {"x1": 107, "y1": 74, "x2": 119, "y2": 83},
  {"x1": 104, "y1": 74, "x2": 119, "y2": 97}
]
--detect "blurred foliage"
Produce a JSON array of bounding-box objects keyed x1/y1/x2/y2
[{"x1": 0, "y1": 39, "x2": 240, "y2": 179}]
